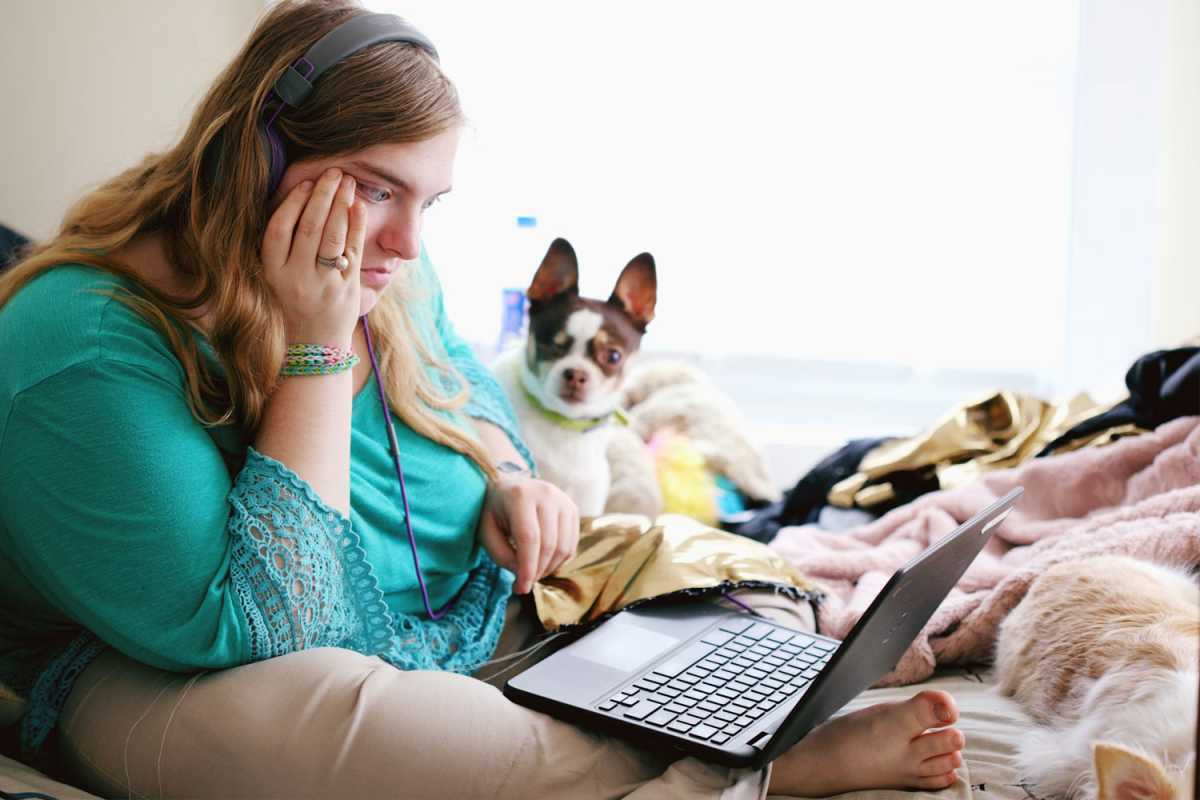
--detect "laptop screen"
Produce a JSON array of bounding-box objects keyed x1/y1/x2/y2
[{"x1": 757, "y1": 487, "x2": 1022, "y2": 765}]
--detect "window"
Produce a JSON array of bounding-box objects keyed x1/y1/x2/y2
[
  {"x1": 384, "y1": 0, "x2": 1079, "y2": 369},
  {"x1": 369, "y1": 1, "x2": 1182, "y2": 478}
]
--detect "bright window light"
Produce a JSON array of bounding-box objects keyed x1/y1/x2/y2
[{"x1": 371, "y1": 1, "x2": 1079, "y2": 379}]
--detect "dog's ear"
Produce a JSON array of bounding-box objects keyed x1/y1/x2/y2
[
  {"x1": 609, "y1": 253, "x2": 656, "y2": 332},
  {"x1": 1094, "y1": 743, "x2": 1176, "y2": 800},
  {"x1": 527, "y1": 238, "x2": 579, "y2": 305}
]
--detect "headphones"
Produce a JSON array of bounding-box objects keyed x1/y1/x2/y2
[{"x1": 205, "y1": 12, "x2": 439, "y2": 197}]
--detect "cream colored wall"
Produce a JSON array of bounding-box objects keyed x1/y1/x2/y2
[
  {"x1": 1157, "y1": 0, "x2": 1200, "y2": 346},
  {"x1": 0, "y1": 0, "x2": 265, "y2": 241}
]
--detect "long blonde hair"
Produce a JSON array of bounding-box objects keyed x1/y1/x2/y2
[{"x1": 0, "y1": 0, "x2": 495, "y2": 478}]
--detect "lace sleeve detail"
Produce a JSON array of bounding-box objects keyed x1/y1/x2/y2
[
  {"x1": 16, "y1": 451, "x2": 510, "y2": 764},
  {"x1": 227, "y1": 447, "x2": 395, "y2": 661},
  {"x1": 383, "y1": 553, "x2": 513, "y2": 674}
]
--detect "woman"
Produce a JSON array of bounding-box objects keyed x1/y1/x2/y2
[{"x1": 0, "y1": 1, "x2": 966, "y2": 797}]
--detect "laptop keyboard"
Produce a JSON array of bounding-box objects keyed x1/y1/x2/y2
[{"x1": 595, "y1": 617, "x2": 835, "y2": 746}]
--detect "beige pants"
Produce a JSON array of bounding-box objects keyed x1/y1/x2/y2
[{"x1": 56, "y1": 591, "x2": 815, "y2": 799}]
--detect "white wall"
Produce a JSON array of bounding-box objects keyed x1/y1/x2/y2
[
  {"x1": 392, "y1": 1, "x2": 1082, "y2": 383},
  {"x1": 0, "y1": 0, "x2": 265, "y2": 240},
  {"x1": 1062, "y1": 0, "x2": 1200, "y2": 398},
  {"x1": 1062, "y1": 0, "x2": 1166, "y2": 397},
  {"x1": 1156, "y1": 0, "x2": 1200, "y2": 349}
]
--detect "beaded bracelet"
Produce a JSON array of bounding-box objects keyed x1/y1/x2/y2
[{"x1": 280, "y1": 344, "x2": 359, "y2": 377}]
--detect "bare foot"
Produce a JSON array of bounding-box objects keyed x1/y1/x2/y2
[{"x1": 768, "y1": 690, "x2": 966, "y2": 797}]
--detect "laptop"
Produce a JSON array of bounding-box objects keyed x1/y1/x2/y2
[{"x1": 505, "y1": 487, "x2": 1022, "y2": 769}]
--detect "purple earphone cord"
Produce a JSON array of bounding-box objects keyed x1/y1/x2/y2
[
  {"x1": 362, "y1": 313, "x2": 769, "y2": 628},
  {"x1": 361, "y1": 314, "x2": 453, "y2": 620}
]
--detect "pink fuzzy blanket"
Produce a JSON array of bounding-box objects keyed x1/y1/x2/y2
[{"x1": 769, "y1": 416, "x2": 1200, "y2": 686}]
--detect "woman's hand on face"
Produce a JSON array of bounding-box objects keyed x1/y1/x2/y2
[
  {"x1": 260, "y1": 167, "x2": 366, "y2": 349},
  {"x1": 477, "y1": 473, "x2": 581, "y2": 595}
]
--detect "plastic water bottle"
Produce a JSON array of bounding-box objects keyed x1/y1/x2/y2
[
  {"x1": 496, "y1": 287, "x2": 527, "y2": 355},
  {"x1": 494, "y1": 215, "x2": 542, "y2": 356}
]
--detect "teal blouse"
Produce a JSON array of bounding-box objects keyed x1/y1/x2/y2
[{"x1": 0, "y1": 250, "x2": 532, "y2": 758}]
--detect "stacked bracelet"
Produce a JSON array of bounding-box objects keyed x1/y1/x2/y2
[{"x1": 281, "y1": 344, "x2": 360, "y2": 376}]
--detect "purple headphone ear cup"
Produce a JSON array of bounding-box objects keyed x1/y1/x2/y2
[{"x1": 260, "y1": 122, "x2": 287, "y2": 197}]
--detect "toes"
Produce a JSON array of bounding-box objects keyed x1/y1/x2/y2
[
  {"x1": 913, "y1": 727, "x2": 966, "y2": 760},
  {"x1": 904, "y1": 689, "x2": 958, "y2": 732},
  {"x1": 917, "y1": 750, "x2": 964, "y2": 777},
  {"x1": 914, "y1": 771, "x2": 960, "y2": 791}
]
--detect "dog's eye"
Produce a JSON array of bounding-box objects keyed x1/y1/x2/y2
[{"x1": 605, "y1": 349, "x2": 623, "y2": 365}]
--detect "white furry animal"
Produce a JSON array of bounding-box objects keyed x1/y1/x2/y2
[
  {"x1": 993, "y1": 555, "x2": 1198, "y2": 800},
  {"x1": 603, "y1": 424, "x2": 663, "y2": 517},
  {"x1": 615, "y1": 360, "x2": 780, "y2": 507}
]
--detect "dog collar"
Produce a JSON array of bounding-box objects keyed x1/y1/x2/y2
[{"x1": 520, "y1": 381, "x2": 630, "y2": 433}]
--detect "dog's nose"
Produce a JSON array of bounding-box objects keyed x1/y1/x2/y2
[{"x1": 563, "y1": 368, "x2": 589, "y2": 389}]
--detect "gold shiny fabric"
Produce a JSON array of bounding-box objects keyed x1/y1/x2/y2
[
  {"x1": 828, "y1": 390, "x2": 1135, "y2": 510},
  {"x1": 532, "y1": 514, "x2": 819, "y2": 631}
]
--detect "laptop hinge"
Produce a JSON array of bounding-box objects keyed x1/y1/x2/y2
[{"x1": 747, "y1": 730, "x2": 773, "y2": 750}]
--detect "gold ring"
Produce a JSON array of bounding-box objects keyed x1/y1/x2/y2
[{"x1": 317, "y1": 254, "x2": 350, "y2": 271}]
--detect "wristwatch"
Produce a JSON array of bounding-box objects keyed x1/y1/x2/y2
[{"x1": 496, "y1": 460, "x2": 530, "y2": 477}]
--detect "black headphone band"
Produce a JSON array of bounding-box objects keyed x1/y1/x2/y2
[
  {"x1": 243, "y1": 12, "x2": 440, "y2": 197},
  {"x1": 272, "y1": 13, "x2": 440, "y2": 109}
]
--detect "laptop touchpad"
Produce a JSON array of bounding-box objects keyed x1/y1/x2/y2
[{"x1": 568, "y1": 620, "x2": 682, "y2": 672}]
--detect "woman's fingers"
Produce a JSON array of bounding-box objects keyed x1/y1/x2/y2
[
  {"x1": 477, "y1": 511, "x2": 518, "y2": 575},
  {"x1": 509, "y1": 495, "x2": 541, "y2": 594},
  {"x1": 257, "y1": 165, "x2": 362, "y2": 348},
  {"x1": 549, "y1": 505, "x2": 579, "y2": 576},
  {"x1": 261, "y1": 179, "x2": 314, "y2": 272},
  {"x1": 484, "y1": 482, "x2": 583, "y2": 593},
  {"x1": 291, "y1": 168, "x2": 345, "y2": 268},
  {"x1": 535, "y1": 502, "x2": 558, "y2": 581},
  {"x1": 344, "y1": 198, "x2": 367, "y2": 281},
  {"x1": 317, "y1": 175, "x2": 355, "y2": 267},
  {"x1": 543, "y1": 506, "x2": 569, "y2": 577}
]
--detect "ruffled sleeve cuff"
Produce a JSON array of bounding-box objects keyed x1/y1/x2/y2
[{"x1": 226, "y1": 447, "x2": 396, "y2": 660}]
